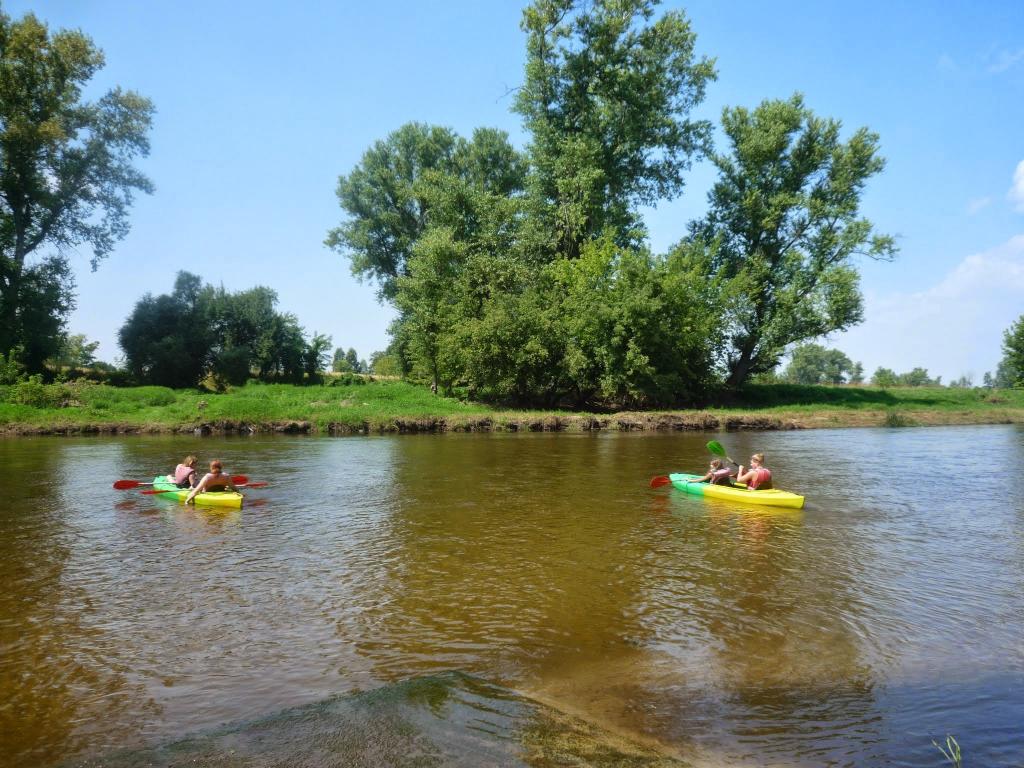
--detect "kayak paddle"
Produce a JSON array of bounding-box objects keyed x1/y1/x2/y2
[
  {"x1": 706, "y1": 440, "x2": 737, "y2": 467},
  {"x1": 116, "y1": 474, "x2": 248, "y2": 490},
  {"x1": 649, "y1": 475, "x2": 672, "y2": 488}
]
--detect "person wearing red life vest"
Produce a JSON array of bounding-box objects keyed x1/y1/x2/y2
[
  {"x1": 737, "y1": 453, "x2": 773, "y2": 490},
  {"x1": 688, "y1": 458, "x2": 737, "y2": 486}
]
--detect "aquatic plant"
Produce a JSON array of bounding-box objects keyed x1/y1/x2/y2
[{"x1": 932, "y1": 734, "x2": 961, "y2": 767}]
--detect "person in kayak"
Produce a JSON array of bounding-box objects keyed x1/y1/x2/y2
[
  {"x1": 737, "y1": 453, "x2": 773, "y2": 490},
  {"x1": 169, "y1": 455, "x2": 199, "y2": 488},
  {"x1": 687, "y1": 458, "x2": 736, "y2": 486},
  {"x1": 185, "y1": 459, "x2": 236, "y2": 503}
]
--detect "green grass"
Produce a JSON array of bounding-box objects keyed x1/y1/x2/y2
[{"x1": 1, "y1": 379, "x2": 1022, "y2": 433}]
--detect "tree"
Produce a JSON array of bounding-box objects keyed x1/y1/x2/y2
[
  {"x1": 303, "y1": 332, "x2": 332, "y2": 381},
  {"x1": 997, "y1": 314, "x2": 1024, "y2": 387},
  {"x1": 982, "y1": 371, "x2": 994, "y2": 388},
  {"x1": 344, "y1": 348, "x2": 360, "y2": 373},
  {"x1": 52, "y1": 333, "x2": 100, "y2": 369},
  {"x1": 872, "y1": 367, "x2": 898, "y2": 387},
  {"x1": 783, "y1": 343, "x2": 856, "y2": 385},
  {"x1": 0, "y1": 12, "x2": 154, "y2": 370},
  {"x1": 118, "y1": 272, "x2": 213, "y2": 388},
  {"x1": 848, "y1": 361, "x2": 864, "y2": 385},
  {"x1": 898, "y1": 367, "x2": 940, "y2": 387},
  {"x1": 948, "y1": 374, "x2": 973, "y2": 389},
  {"x1": 325, "y1": 123, "x2": 526, "y2": 301},
  {"x1": 690, "y1": 94, "x2": 896, "y2": 387},
  {"x1": 514, "y1": 0, "x2": 715, "y2": 259}
]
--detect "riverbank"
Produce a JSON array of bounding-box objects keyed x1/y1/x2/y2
[{"x1": 2, "y1": 379, "x2": 1022, "y2": 436}]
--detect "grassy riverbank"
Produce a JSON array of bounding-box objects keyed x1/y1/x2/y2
[{"x1": 2, "y1": 377, "x2": 1023, "y2": 435}]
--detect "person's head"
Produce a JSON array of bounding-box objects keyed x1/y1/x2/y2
[
  {"x1": 710, "y1": 458, "x2": 722, "y2": 469},
  {"x1": 750, "y1": 453, "x2": 765, "y2": 466},
  {"x1": 209, "y1": 459, "x2": 223, "y2": 474},
  {"x1": 183, "y1": 455, "x2": 197, "y2": 468}
]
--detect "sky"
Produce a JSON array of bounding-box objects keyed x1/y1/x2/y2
[{"x1": 6, "y1": 0, "x2": 1024, "y2": 382}]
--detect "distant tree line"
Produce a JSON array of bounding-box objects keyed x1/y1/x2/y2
[
  {"x1": 327, "y1": 0, "x2": 896, "y2": 407},
  {"x1": 118, "y1": 272, "x2": 331, "y2": 388}
]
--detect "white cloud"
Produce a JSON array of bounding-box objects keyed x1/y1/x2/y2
[
  {"x1": 1010, "y1": 160, "x2": 1024, "y2": 212},
  {"x1": 834, "y1": 235, "x2": 1024, "y2": 381},
  {"x1": 966, "y1": 196, "x2": 992, "y2": 215},
  {"x1": 989, "y1": 48, "x2": 1024, "y2": 74}
]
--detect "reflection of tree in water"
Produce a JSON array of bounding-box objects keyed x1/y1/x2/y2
[
  {"x1": 345, "y1": 435, "x2": 664, "y2": 688},
  {"x1": 0, "y1": 440, "x2": 160, "y2": 766}
]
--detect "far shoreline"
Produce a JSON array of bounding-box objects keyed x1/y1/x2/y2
[{"x1": 3, "y1": 406, "x2": 1023, "y2": 437}]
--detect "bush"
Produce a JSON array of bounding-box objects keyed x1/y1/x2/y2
[{"x1": 5, "y1": 375, "x2": 66, "y2": 408}]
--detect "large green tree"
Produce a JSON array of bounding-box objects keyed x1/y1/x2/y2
[
  {"x1": 0, "y1": 11, "x2": 153, "y2": 370},
  {"x1": 515, "y1": 0, "x2": 715, "y2": 259},
  {"x1": 325, "y1": 123, "x2": 526, "y2": 300},
  {"x1": 691, "y1": 94, "x2": 896, "y2": 387}
]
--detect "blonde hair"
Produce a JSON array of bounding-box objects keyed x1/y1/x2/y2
[
  {"x1": 183, "y1": 455, "x2": 197, "y2": 467},
  {"x1": 751, "y1": 453, "x2": 765, "y2": 464},
  {"x1": 710, "y1": 458, "x2": 722, "y2": 468}
]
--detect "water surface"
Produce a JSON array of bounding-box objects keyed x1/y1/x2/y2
[{"x1": 1, "y1": 426, "x2": 1022, "y2": 766}]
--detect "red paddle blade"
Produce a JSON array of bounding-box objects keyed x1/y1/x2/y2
[
  {"x1": 140, "y1": 488, "x2": 180, "y2": 495},
  {"x1": 113, "y1": 480, "x2": 142, "y2": 490},
  {"x1": 230, "y1": 475, "x2": 248, "y2": 485},
  {"x1": 649, "y1": 475, "x2": 672, "y2": 488},
  {"x1": 239, "y1": 481, "x2": 267, "y2": 488}
]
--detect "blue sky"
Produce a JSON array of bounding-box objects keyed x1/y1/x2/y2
[{"x1": 8, "y1": 0, "x2": 1024, "y2": 382}]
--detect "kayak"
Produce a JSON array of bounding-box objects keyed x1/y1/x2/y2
[
  {"x1": 151, "y1": 476, "x2": 244, "y2": 509},
  {"x1": 669, "y1": 473, "x2": 804, "y2": 509}
]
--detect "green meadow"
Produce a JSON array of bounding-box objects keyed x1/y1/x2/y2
[{"x1": 1, "y1": 378, "x2": 1022, "y2": 434}]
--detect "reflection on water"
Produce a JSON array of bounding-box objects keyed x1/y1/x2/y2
[{"x1": 1, "y1": 427, "x2": 1023, "y2": 767}]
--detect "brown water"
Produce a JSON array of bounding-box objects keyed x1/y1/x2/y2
[{"x1": 1, "y1": 427, "x2": 1022, "y2": 767}]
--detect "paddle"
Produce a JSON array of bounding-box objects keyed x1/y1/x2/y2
[
  {"x1": 705, "y1": 440, "x2": 737, "y2": 467},
  {"x1": 140, "y1": 480, "x2": 267, "y2": 495},
  {"x1": 115, "y1": 475, "x2": 248, "y2": 490},
  {"x1": 650, "y1": 441, "x2": 734, "y2": 489}
]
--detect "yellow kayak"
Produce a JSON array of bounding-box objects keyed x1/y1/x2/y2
[
  {"x1": 669, "y1": 473, "x2": 804, "y2": 509},
  {"x1": 151, "y1": 476, "x2": 244, "y2": 509}
]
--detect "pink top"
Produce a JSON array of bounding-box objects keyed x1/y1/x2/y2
[{"x1": 173, "y1": 464, "x2": 197, "y2": 485}]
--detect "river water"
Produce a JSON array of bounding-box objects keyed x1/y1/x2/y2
[{"x1": 1, "y1": 426, "x2": 1022, "y2": 767}]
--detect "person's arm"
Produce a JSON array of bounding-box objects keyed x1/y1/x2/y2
[
  {"x1": 687, "y1": 471, "x2": 712, "y2": 484},
  {"x1": 185, "y1": 474, "x2": 208, "y2": 503}
]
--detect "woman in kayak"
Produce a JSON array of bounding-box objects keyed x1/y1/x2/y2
[
  {"x1": 169, "y1": 455, "x2": 199, "y2": 488},
  {"x1": 688, "y1": 458, "x2": 736, "y2": 486},
  {"x1": 737, "y1": 453, "x2": 773, "y2": 490},
  {"x1": 186, "y1": 459, "x2": 236, "y2": 504}
]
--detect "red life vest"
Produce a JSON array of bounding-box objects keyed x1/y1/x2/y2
[{"x1": 748, "y1": 467, "x2": 773, "y2": 490}]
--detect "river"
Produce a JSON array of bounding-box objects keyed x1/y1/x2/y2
[{"x1": 1, "y1": 426, "x2": 1022, "y2": 766}]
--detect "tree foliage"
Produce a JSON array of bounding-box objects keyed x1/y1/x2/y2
[
  {"x1": 871, "y1": 366, "x2": 941, "y2": 387},
  {"x1": 783, "y1": 343, "x2": 859, "y2": 385},
  {"x1": 0, "y1": 11, "x2": 153, "y2": 370},
  {"x1": 326, "y1": 2, "x2": 895, "y2": 408},
  {"x1": 997, "y1": 314, "x2": 1024, "y2": 387},
  {"x1": 118, "y1": 272, "x2": 329, "y2": 388},
  {"x1": 691, "y1": 94, "x2": 896, "y2": 386},
  {"x1": 515, "y1": 0, "x2": 715, "y2": 258}
]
